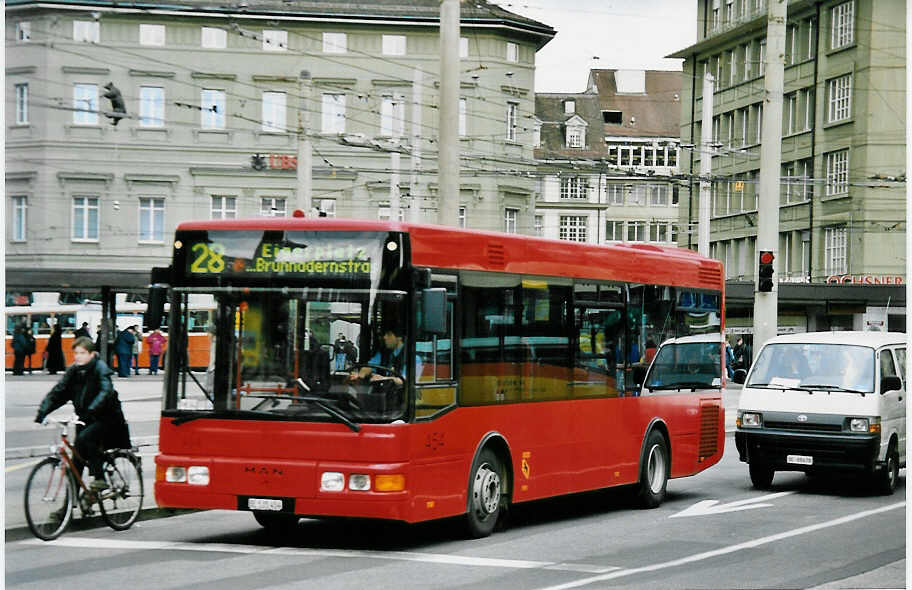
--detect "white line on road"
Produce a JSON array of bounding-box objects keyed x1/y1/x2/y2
[
  {"x1": 535, "y1": 501, "x2": 906, "y2": 589},
  {"x1": 17, "y1": 537, "x2": 613, "y2": 573},
  {"x1": 5, "y1": 459, "x2": 42, "y2": 473}
]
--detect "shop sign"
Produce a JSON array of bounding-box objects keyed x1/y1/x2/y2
[
  {"x1": 250, "y1": 153, "x2": 298, "y2": 171},
  {"x1": 825, "y1": 275, "x2": 904, "y2": 285}
]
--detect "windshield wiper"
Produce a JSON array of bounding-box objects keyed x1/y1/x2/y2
[
  {"x1": 172, "y1": 408, "x2": 277, "y2": 426},
  {"x1": 799, "y1": 383, "x2": 869, "y2": 396},
  {"x1": 648, "y1": 381, "x2": 717, "y2": 391},
  {"x1": 294, "y1": 379, "x2": 360, "y2": 432}
]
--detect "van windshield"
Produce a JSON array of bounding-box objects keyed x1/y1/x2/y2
[
  {"x1": 644, "y1": 341, "x2": 721, "y2": 390},
  {"x1": 747, "y1": 343, "x2": 875, "y2": 393}
]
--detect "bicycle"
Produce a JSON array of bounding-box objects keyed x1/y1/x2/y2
[{"x1": 24, "y1": 415, "x2": 144, "y2": 541}]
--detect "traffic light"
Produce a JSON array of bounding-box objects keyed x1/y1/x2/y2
[
  {"x1": 102, "y1": 82, "x2": 126, "y2": 126},
  {"x1": 758, "y1": 250, "x2": 775, "y2": 292}
]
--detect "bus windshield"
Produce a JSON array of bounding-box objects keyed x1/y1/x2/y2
[{"x1": 166, "y1": 286, "x2": 411, "y2": 424}]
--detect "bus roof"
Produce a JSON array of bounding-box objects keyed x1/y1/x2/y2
[{"x1": 176, "y1": 217, "x2": 723, "y2": 291}]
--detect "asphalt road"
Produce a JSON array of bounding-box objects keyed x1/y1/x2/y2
[{"x1": 4, "y1": 374, "x2": 905, "y2": 589}]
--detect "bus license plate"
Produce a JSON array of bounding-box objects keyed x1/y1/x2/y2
[
  {"x1": 787, "y1": 454, "x2": 813, "y2": 465},
  {"x1": 248, "y1": 498, "x2": 283, "y2": 511}
]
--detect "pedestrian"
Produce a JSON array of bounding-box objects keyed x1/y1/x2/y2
[
  {"x1": 11, "y1": 324, "x2": 28, "y2": 375},
  {"x1": 333, "y1": 333, "x2": 349, "y2": 371},
  {"x1": 725, "y1": 337, "x2": 736, "y2": 379},
  {"x1": 24, "y1": 327, "x2": 37, "y2": 374},
  {"x1": 112, "y1": 326, "x2": 135, "y2": 378},
  {"x1": 343, "y1": 338, "x2": 357, "y2": 370},
  {"x1": 45, "y1": 324, "x2": 67, "y2": 375},
  {"x1": 74, "y1": 322, "x2": 91, "y2": 339},
  {"x1": 131, "y1": 325, "x2": 143, "y2": 375},
  {"x1": 94, "y1": 324, "x2": 104, "y2": 353},
  {"x1": 145, "y1": 328, "x2": 167, "y2": 375},
  {"x1": 733, "y1": 337, "x2": 747, "y2": 371}
]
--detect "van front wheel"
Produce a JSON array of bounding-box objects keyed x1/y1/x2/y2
[
  {"x1": 875, "y1": 445, "x2": 899, "y2": 495},
  {"x1": 749, "y1": 461, "x2": 774, "y2": 490}
]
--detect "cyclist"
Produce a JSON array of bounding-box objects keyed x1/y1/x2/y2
[{"x1": 34, "y1": 337, "x2": 132, "y2": 496}]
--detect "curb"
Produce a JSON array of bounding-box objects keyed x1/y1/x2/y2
[
  {"x1": 5, "y1": 507, "x2": 201, "y2": 541},
  {"x1": 5, "y1": 435, "x2": 159, "y2": 461}
]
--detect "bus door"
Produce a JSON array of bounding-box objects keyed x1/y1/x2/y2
[
  {"x1": 413, "y1": 274, "x2": 457, "y2": 419},
  {"x1": 520, "y1": 278, "x2": 572, "y2": 402},
  {"x1": 572, "y1": 282, "x2": 626, "y2": 398}
]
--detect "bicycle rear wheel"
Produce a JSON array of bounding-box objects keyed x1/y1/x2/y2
[
  {"x1": 24, "y1": 457, "x2": 75, "y2": 541},
  {"x1": 98, "y1": 450, "x2": 144, "y2": 530}
]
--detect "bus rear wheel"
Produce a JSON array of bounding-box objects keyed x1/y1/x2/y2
[
  {"x1": 466, "y1": 449, "x2": 504, "y2": 538},
  {"x1": 636, "y1": 430, "x2": 669, "y2": 508}
]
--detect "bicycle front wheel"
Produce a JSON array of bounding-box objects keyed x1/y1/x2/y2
[
  {"x1": 24, "y1": 457, "x2": 75, "y2": 541},
  {"x1": 98, "y1": 450, "x2": 144, "y2": 530}
]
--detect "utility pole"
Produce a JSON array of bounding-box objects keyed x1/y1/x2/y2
[
  {"x1": 390, "y1": 142, "x2": 401, "y2": 221},
  {"x1": 698, "y1": 72, "x2": 714, "y2": 256},
  {"x1": 437, "y1": 0, "x2": 460, "y2": 226},
  {"x1": 297, "y1": 70, "x2": 313, "y2": 214},
  {"x1": 753, "y1": 0, "x2": 786, "y2": 354},
  {"x1": 409, "y1": 68, "x2": 423, "y2": 223}
]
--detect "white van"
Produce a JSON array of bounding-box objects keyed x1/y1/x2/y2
[
  {"x1": 735, "y1": 331, "x2": 906, "y2": 494},
  {"x1": 641, "y1": 333, "x2": 724, "y2": 394}
]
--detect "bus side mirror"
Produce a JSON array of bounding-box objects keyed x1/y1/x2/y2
[
  {"x1": 880, "y1": 376, "x2": 902, "y2": 394},
  {"x1": 421, "y1": 288, "x2": 447, "y2": 335}
]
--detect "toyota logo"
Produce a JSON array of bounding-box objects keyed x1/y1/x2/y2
[{"x1": 797, "y1": 415, "x2": 808, "y2": 422}]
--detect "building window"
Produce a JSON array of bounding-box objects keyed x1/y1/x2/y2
[
  {"x1": 626, "y1": 220, "x2": 646, "y2": 242},
  {"x1": 831, "y1": 1, "x2": 854, "y2": 49},
  {"x1": 201, "y1": 26, "x2": 226, "y2": 48},
  {"x1": 260, "y1": 197, "x2": 286, "y2": 217},
  {"x1": 827, "y1": 74, "x2": 852, "y2": 123},
  {"x1": 460, "y1": 36, "x2": 469, "y2": 58},
  {"x1": 73, "y1": 83, "x2": 98, "y2": 125},
  {"x1": 602, "y1": 110, "x2": 622, "y2": 124},
  {"x1": 263, "y1": 29, "x2": 287, "y2": 51},
  {"x1": 138, "y1": 197, "x2": 165, "y2": 243},
  {"x1": 506, "y1": 41, "x2": 518, "y2": 62},
  {"x1": 533, "y1": 124, "x2": 541, "y2": 148},
  {"x1": 323, "y1": 32, "x2": 346, "y2": 53},
  {"x1": 211, "y1": 195, "x2": 236, "y2": 219},
  {"x1": 139, "y1": 86, "x2": 165, "y2": 127},
  {"x1": 825, "y1": 150, "x2": 849, "y2": 196},
  {"x1": 459, "y1": 98, "x2": 467, "y2": 136},
  {"x1": 12, "y1": 196, "x2": 27, "y2": 242},
  {"x1": 458, "y1": 206, "x2": 466, "y2": 228},
  {"x1": 262, "y1": 91, "x2": 286, "y2": 133},
  {"x1": 534, "y1": 215, "x2": 544, "y2": 236},
  {"x1": 506, "y1": 102, "x2": 518, "y2": 141},
  {"x1": 382, "y1": 34, "x2": 406, "y2": 55},
  {"x1": 606, "y1": 183, "x2": 625, "y2": 205},
  {"x1": 824, "y1": 225, "x2": 848, "y2": 275},
  {"x1": 139, "y1": 24, "x2": 165, "y2": 46},
  {"x1": 785, "y1": 92, "x2": 797, "y2": 135},
  {"x1": 73, "y1": 20, "x2": 99, "y2": 43},
  {"x1": 649, "y1": 222, "x2": 668, "y2": 243},
  {"x1": 566, "y1": 125, "x2": 584, "y2": 148},
  {"x1": 378, "y1": 205, "x2": 404, "y2": 222},
  {"x1": 807, "y1": 17, "x2": 816, "y2": 59},
  {"x1": 628, "y1": 184, "x2": 647, "y2": 206},
  {"x1": 15, "y1": 83, "x2": 28, "y2": 125},
  {"x1": 711, "y1": 0, "x2": 720, "y2": 30},
  {"x1": 783, "y1": 159, "x2": 813, "y2": 204},
  {"x1": 504, "y1": 208, "x2": 518, "y2": 233},
  {"x1": 564, "y1": 100, "x2": 575, "y2": 114},
  {"x1": 559, "y1": 216, "x2": 587, "y2": 242},
  {"x1": 759, "y1": 39, "x2": 766, "y2": 76},
  {"x1": 804, "y1": 89, "x2": 815, "y2": 130},
  {"x1": 743, "y1": 43, "x2": 752, "y2": 80},
  {"x1": 317, "y1": 199, "x2": 335, "y2": 218},
  {"x1": 649, "y1": 184, "x2": 669, "y2": 206},
  {"x1": 200, "y1": 89, "x2": 225, "y2": 129},
  {"x1": 380, "y1": 95, "x2": 405, "y2": 137},
  {"x1": 605, "y1": 220, "x2": 624, "y2": 241},
  {"x1": 72, "y1": 196, "x2": 99, "y2": 241},
  {"x1": 321, "y1": 93, "x2": 346, "y2": 134},
  {"x1": 17, "y1": 21, "x2": 31, "y2": 42},
  {"x1": 559, "y1": 176, "x2": 588, "y2": 199}
]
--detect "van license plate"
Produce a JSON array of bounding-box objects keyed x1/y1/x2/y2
[
  {"x1": 787, "y1": 455, "x2": 813, "y2": 465},
  {"x1": 248, "y1": 498, "x2": 283, "y2": 511}
]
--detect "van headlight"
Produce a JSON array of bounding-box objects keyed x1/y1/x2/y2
[
  {"x1": 739, "y1": 411, "x2": 762, "y2": 428},
  {"x1": 848, "y1": 417, "x2": 880, "y2": 433}
]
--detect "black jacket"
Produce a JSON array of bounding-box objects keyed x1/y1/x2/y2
[{"x1": 37, "y1": 357, "x2": 120, "y2": 422}]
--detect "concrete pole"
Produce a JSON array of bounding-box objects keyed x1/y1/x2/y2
[
  {"x1": 297, "y1": 70, "x2": 313, "y2": 214},
  {"x1": 437, "y1": 0, "x2": 460, "y2": 226},
  {"x1": 409, "y1": 68, "x2": 423, "y2": 223},
  {"x1": 698, "y1": 72, "x2": 715, "y2": 256},
  {"x1": 753, "y1": 0, "x2": 787, "y2": 354}
]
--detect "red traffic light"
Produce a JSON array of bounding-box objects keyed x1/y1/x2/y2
[{"x1": 759, "y1": 251, "x2": 774, "y2": 265}]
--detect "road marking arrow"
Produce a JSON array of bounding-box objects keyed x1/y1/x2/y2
[{"x1": 670, "y1": 491, "x2": 795, "y2": 518}]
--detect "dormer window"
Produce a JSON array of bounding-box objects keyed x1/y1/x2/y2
[
  {"x1": 566, "y1": 125, "x2": 584, "y2": 148},
  {"x1": 564, "y1": 100, "x2": 575, "y2": 114}
]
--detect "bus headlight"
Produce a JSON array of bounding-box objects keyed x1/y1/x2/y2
[
  {"x1": 187, "y1": 466, "x2": 210, "y2": 485},
  {"x1": 165, "y1": 466, "x2": 187, "y2": 483},
  {"x1": 739, "y1": 412, "x2": 762, "y2": 428},
  {"x1": 321, "y1": 472, "x2": 344, "y2": 492},
  {"x1": 348, "y1": 474, "x2": 371, "y2": 491}
]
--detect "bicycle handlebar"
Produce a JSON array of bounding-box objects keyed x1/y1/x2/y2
[{"x1": 43, "y1": 415, "x2": 85, "y2": 428}]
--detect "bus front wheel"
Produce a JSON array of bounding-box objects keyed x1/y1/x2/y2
[
  {"x1": 466, "y1": 449, "x2": 504, "y2": 538},
  {"x1": 253, "y1": 512, "x2": 299, "y2": 534},
  {"x1": 636, "y1": 430, "x2": 669, "y2": 508}
]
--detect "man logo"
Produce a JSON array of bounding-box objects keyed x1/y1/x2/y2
[{"x1": 797, "y1": 415, "x2": 808, "y2": 422}]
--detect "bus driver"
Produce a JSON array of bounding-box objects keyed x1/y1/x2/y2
[{"x1": 349, "y1": 326, "x2": 410, "y2": 388}]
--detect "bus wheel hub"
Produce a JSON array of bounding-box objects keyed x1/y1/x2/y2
[{"x1": 473, "y1": 465, "x2": 501, "y2": 515}]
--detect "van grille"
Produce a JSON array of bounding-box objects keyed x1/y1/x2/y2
[
  {"x1": 699, "y1": 404, "x2": 720, "y2": 458},
  {"x1": 764, "y1": 421, "x2": 842, "y2": 433}
]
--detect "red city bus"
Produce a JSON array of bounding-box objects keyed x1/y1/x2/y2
[{"x1": 153, "y1": 218, "x2": 725, "y2": 537}]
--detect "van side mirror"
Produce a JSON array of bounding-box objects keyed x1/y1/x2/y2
[
  {"x1": 880, "y1": 375, "x2": 902, "y2": 394},
  {"x1": 732, "y1": 368, "x2": 747, "y2": 385},
  {"x1": 421, "y1": 288, "x2": 447, "y2": 335}
]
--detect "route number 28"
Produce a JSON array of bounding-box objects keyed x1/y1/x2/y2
[{"x1": 190, "y1": 242, "x2": 227, "y2": 273}]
